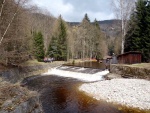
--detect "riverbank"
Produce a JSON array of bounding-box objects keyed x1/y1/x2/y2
[
  {"x1": 79, "y1": 78, "x2": 150, "y2": 111},
  {"x1": 0, "y1": 60, "x2": 65, "y2": 83},
  {"x1": 0, "y1": 78, "x2": 42, "y2": 113},
  {"x1": 0, "y1": 60, "x2": 65, "y2": 113},
  {"x1": 110, "y1": 63, "x2": 150, "y2": 80}
]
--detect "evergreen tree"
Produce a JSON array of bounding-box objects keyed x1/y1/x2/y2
[
  {"x1": 84, "y1": 13, "x2": 90, "y2": 22},
  {"x1": 124, "y1": 0, "x2": 150, "y2": 62},
  {"x1": 33, "y1": 31, "x2": 45, "y2": 61},
  {"x1": 58, "y1": 16, "x2": 67, "y2": 60},
  {"x1": 47, "y1": 15, "x2": 67, "y2": 61},
  {"x1": 47, "y1": 36, "x2": 59, "y2": 59},
  {"x1": 94, "y1": 18, "x2": 100, "y2": 30},
  {"x1": 93, "y1": 19, "x2": 102, "y2": 59},
  {"x1": 143, "y1": 0, "x2": 150, "y2": 61},
  {"x1": 124, "y1": 11, "x2": 138, "y2": 52}
]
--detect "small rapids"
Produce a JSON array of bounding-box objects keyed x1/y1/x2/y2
[{"x1": 43, "y1": 66, "x2": 109, "y2": 82}]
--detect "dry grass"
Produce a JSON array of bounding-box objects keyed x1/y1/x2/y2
[
  {"x1": 68, "y1": 59, "x2": 97, "y2": 64},
  {"x1": 19, "y1": 59, "x2": 47, "y2": 66},
  {"x1": 0, "y1": 78, "x2": 37, "y2": 111},
  {"x1": 20, "y1": 59, "x2": 66, "y2": 67},
  {"x1": 123, "y1": 63, "x2": 150, "y2": 69}
]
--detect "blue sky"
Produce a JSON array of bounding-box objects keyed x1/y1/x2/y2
[{"x1": 30, "y1": 0, "x2": 115, "y2": 22}]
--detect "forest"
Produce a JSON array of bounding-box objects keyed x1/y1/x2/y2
[{"x1": 0, "y1": 0, "x2": 150, "y2": 66}]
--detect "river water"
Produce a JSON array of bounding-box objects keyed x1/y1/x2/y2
[{"x1": 23, "y1": 62, "x2": 147, "y2": 113}]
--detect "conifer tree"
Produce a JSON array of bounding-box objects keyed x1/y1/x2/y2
[
  {"x1": 93, "y1": 19, "x2": 102, "y2": 59},
  {"x1": 47, "y1": 15, "x2": 67, "y2": 61},
  {"x1": 124, "y1": 0, "x2": 150, "y2": 62},
  {"x1": 94, "y1": 18, "x2": 100, "y2": 30},
  {"x1": 47, "y1": 36, "x2": 59, "y2": 59},
  {"x1": 84, "y1": 13, "x2": 90, "y2": 22},
  {"x1": 33, "y1": 31, "x2": 45, "y2": 61},
  {"x1": 58, "y1": 16, "x2": 67, "y2": 60}
]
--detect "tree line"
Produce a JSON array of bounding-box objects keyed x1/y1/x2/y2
[
  {"x1": 0, "y1": 0, "x2": 108, "y2": 65},
  {"x1": 43, "y1": 14, "x2": 107, "y2": 61}
]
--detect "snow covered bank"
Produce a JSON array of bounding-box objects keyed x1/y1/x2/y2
[{"x1": 79, "y1": 79, "x2": 150, "y2": 110}]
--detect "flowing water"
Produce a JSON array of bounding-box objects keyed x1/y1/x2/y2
[{"x1": 23, "y1": 62, "x2": 148, "y2": 113}]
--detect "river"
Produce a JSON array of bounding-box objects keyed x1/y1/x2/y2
[{"x1": 23, "y1": 62, "x2": 147, "y2": 113}]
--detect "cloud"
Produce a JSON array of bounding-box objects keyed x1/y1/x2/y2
[{"x1": 31, "y1": 0, "x2": 115, "y2": 22}]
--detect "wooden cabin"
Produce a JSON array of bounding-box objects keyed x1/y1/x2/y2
[{"x1": 117, "y1": 51, "x2": 142, "y2": 64}]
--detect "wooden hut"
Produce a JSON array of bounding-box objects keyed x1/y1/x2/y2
[{"x1": 117, "y1": 51, "x2": 141, "y2": 64}]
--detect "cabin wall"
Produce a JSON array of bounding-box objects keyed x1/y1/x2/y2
[{"x1": 117, "y1": 53, "x2": 141, "y2": 64}]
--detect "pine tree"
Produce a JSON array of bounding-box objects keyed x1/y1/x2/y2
[
  {"x1": 84, "y1": 13, "x2": 90, "y2": 22},
  {"x1": 124, "y1": 11, "x2": 138, "y2": 52},
  {"x1": 47, "y1": 36, "x2": 59, "y2": 59},
  {"x1": 58, "y1": 16, "x2": 67, "y2": 60},
  {"x1": 33, "y1": 31, "x2": 45, "y2": 61},
  {"x1": 93, "y1": 19, "x2": 102, "y2": 59},
  {"x1": 143, "y1": 0, "x2": 150, "y2": 61},
  {"x1": 124, "y1": 0, "x2": 150, "y2": 62},
  {"x1": 47, "y1": 15, "x2": 67, "y2": 61},
  {"x1": 94, "y1": 18, "x2": 100, "y2": 30}
]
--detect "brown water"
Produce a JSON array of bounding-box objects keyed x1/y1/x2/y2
[
  {"x1": 23, "y1": 74, "x2": 148, "y2": 113},
  {"x1": 63, "y1": 61, "x2": 106, "y2": 69},
  {"x1": 21, "y1": 61, "x2": 148, "y2": 113}
]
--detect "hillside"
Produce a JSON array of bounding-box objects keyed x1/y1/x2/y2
[
  {"x1": 98, "y1": 20, "x2": 121, "y2": 37},
  {"x1": 68, "y1": 19, "x2": 121, "y2": 38}
]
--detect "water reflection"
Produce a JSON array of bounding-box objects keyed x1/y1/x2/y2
[
  {"x1": 64, "y1": 61, "x2": 106, "y2": 69},
  {"x1": 23, "y1": 75, "x2": 147, "y2": 113}
]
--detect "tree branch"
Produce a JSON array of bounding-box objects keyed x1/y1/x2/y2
[
  {"x1": 0, "y1": 0, "x2": 5, "y2": 18},
  {"x1": 0, "y1": 0, "x2": 22, "y2": 46},
  {"x1": 0, "y1": 12, "x2": 17, "y2": 45}
]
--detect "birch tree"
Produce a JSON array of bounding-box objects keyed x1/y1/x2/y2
[
  {"x1": 0, "y1": 0, "x2": 29, "y2": 45},
  {"x1": 0, "y1": 0, "x2": 31, "y2": 65},
  {"x1": 112, "y1": 0, "x2": 136, "y2": 54}
]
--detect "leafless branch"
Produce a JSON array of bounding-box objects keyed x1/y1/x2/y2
[
  {"x1": 0, "y1": 0, "x2": 5, "y2": 18},
  {"x1": 111, "y1": 0, "x2": 135, "y2": 54},
  {"x1": 0, "y1": 0, "x2": 22, "y2": 45}
]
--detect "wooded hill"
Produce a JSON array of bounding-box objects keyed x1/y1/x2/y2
[{"x1": 68, "y1": 19, "x2": 121, "y2": 38}]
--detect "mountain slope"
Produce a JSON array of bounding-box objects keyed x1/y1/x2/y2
[{"x1": 68, "y1": 19, "x2": 121, "y2": 37}]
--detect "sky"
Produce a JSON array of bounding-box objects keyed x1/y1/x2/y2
[{"x1": 30, "y1": 0, "x2": 115, "y2": 22}]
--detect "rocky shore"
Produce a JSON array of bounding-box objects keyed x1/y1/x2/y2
[
  {"x1": 79, "y1": 79, "x2": 150, "y2": 110},
  {"x1": 0, "y1": 78, "x2": 42, "y2": 113}
]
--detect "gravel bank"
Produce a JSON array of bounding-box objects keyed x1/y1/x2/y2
[{"x1": 79, "y1": 79, "x2": 150, "y2": 110}]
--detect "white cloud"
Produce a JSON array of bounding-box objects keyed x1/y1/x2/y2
[{"x1": 31, "y1": 0, "x2": 115, "y2": 22}]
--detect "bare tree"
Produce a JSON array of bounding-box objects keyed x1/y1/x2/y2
[
  {"x1": 0, "y1": 0, "x2": 27, "y2": 45},
  {"x1": 0, "y1": 0, "x2": 31, "y2": 65},
  {"x1": 112, "y1": 0, "x2": 135, "y2": 54},
  {"x1": 30, "y1": 8, "x2": 55, "y2": 53},
  {"x1": 0, "y1": 0, "x2": 6, "y2": 46},
  {"x1": 0, "y1": 0, "x2": 6, "y2": 17}
]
